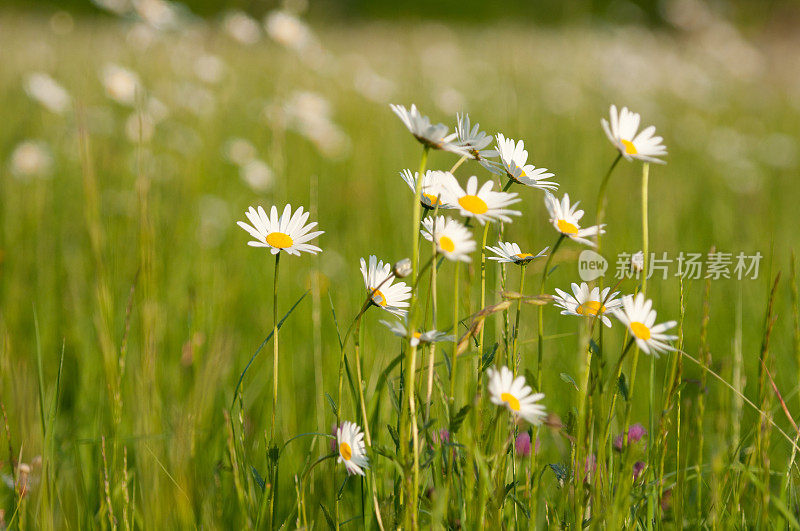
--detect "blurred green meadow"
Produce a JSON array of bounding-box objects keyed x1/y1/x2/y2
[{"x1": 1, "y1": 1, "x2": 800, "y2": 527}]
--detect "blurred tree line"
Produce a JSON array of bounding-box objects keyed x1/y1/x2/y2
[{"x1": 9, "y1": 0, "x2": 798, "y2": 29}]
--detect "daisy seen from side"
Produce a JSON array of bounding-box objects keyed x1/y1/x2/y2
[
  {"x1": 614, "y1": 292, "x2": 678, "y2": 356},
  {"x1": 486, "y1": 241, "x2": 548, "y2": 266},
  {"x1": 360, "y1": 255, "x2": 412, "y2": 318},
  {"x1": 495, "y1": 133, "x2": 558, "y2": 191},
  {"x1": 487, "y1": 366, "x2": 547, "y2": 425},
  {"x1": 544, "y1": 192, "x2": 605, "y2": 247},
  {"x1": 601, "y1": 104, "x2": 667, "y2": 164},
  {"x1": 552, "y1": 282, "x2": 622, "y2": 328},
  {"x1": 337, "y1": 421, "x2": 369, "y2": 476}
]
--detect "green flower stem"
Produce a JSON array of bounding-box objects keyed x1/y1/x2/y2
[
  {"x1": 536, "y1": 235, "x2": 565, "y2": 391},
  {"x1": 400, "y1": 145, "x2": 429, "y2": 529},
  {"x1": 425, "y1": 249, "x2": 438, "y2": 422},
  {"x1": 510, "y1": 264, "x2": 527, "y2": 376},
  {"x1": 450, "y1": 264, "x2": 460, "y2": 403},
  {"x1": 269, "y1": 251, "x2": 281, "y2": 526},
  {"x1": 449, "y1": 155, "x2": 467, "y2": 174},
  {"x1": 477, "y1": 221, "x2": 491, "y2": 383},
  {"x1": 595, "y1": 153, "x2": 622, "y2": 254}
]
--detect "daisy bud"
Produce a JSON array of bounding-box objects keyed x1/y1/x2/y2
[{"x1": 393, "y1": 258, "x2": 412, "y2": 278}]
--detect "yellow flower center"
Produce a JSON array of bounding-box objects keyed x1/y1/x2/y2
[
  {"x1": 422, "y1": 193, "x2": 442, "y2": 206},
  {"x1": 621, "y1": 139, "x2": 638, "y2": 155},
  {"x1": 557, "y1": 219, "x2": 579, "y2": 236},
  {"x1": 412, "y1": 332, "x2": 422, "y2": 340},
  {"x1": 515, "y1": 253, "x2": 534, "y2": 260},
  {"x1": 371, "y1": 289, "x2": 387, "y2": 307},
  {"x1": 630, "y1": 321, "x2": 651, "y2": 340},
  {"x1": 458, "y1": 194, "x2": 489, "y2": 215},
  {"x1": 266, "y1": 231, "x2": 293, "y2": 249},
  {"x1": 439, "y1": 235, "x2": 456, "y2": 253},
  {"x1": 576, "y1": 300, "x2": 606, "y2": 316},
  {"x1": 339, "y1": 442, "x2": 352, "y2": 461},
  {"x1": 501, "y1": 392, "x2": 521, "y2": 412}
]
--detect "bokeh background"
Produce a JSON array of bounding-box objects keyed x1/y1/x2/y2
[{"x1": 1, "y1": 0, "x2": 799, "y2": 526}]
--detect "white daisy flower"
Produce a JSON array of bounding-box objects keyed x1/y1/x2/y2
[
  {"x1": 544, "y1": 192, "x2": 605, "y2": 247},
  {"x1": 495, "y1": 133, "x2": 558, "y2": 191},
  {"x1": 601, "y1": 105, "x2": 667, "y2": 164},
  {"x1": 487, "y1": 366, "x2": 547, "y2": 425},
  {"x1": 613, "y1": 293, "x2": 678, "y2": 356},
  {"x1": 552, "y1": 282, "x2": 622, "y2": 328},
  {"x1": 486, "y1": 241, "x2": 548, "y2": 266},
  {"x1": 399, "y1": 169, "x2": 454, "y2": 210},
  {"x1": 455, "y1": 114, "x2": 502, "y2": 174},
  {"x1": 336, "y1": 421, "x2": 369, "y2": 476},
  {"x1": 389, "y1": 104, "x2": 470, "y2": 156},
  {"x1": 237, "y1": 204, "x2": 323, "y2": 256},
  {"x1": 380, "y1": 320, "x2": 454, "y2": 347},
  {"x1": 420, "y1": 216, "x2": 476, "y2": 262},
  {"x1": 360, "y1": 256, "x2": 412, "y2": 318},
  {"x1": 439, "y1": 174, "x2": 521, "y2": 225}
]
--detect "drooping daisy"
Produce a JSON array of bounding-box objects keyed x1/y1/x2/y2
[
  {"x1": 486, "y1": 241, "x2": 548, "y2": 266},
  {"x1": 380, "y1": 320, "x2": 454, "y2": 347},
  {"x1": 237, "y1": 205, "x2": 323, "y2": 255},
  {"x1": 487, "y1": 366, "x2": 547, "y2": 425},
  {"x1": 614, "y1": 293, "x2": 678, "y2": 356},
  {"x1": 495, "y1": 133, "x2": 558, "y2": 191},
  {"x1": 544, "y1": 192, "x2": 605, "y2": 247},
  {"x1": 552, "y1": 282, "x2": 622, "y2": 328},
  {"x1": 399, "y1": 169, "x2": 454, "y2": 210},
  {"x1": 336, "y1": 421, "x2": 369, "y2": 476},
  {"x1": 360, "y1": 256, "x2": 412, "y2": 318},
  {"x1": 601, "y1": 105, "x2": 667, "y2": 164},
  {"x1": 455, "y1": 114, "x2": 502, "y2": 174},
  {"x1": 439, "y1": 174, "x2": 521, "y2": 225},
  {"x1": 390, "y1": 104, "x2": 469, "y2": 156},
  {"x1": 420, "y1": 216, "x2": 476, "y2": 262}
]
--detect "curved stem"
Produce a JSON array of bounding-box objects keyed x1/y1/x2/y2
[
  {"x1": 595, "y1": 153, "x2": 622, "y2": 254},
  {"x1": 511, "y1": 265, "x2": 527, "y2": 376},
  {"x1": 536, "y1": 235, "x2": 565, "y2": 391},
  {"x1": 477, "y1": 222, "x2": 491, "y2": 383}
]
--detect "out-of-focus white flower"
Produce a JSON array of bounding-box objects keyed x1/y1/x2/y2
[
  {"x1": 353, "y1": 65, "x2": 395, "y2": 103},
  {"x1": 24, "y1": 73, "x2": 71, "y2": 114},
  {"x1": 264, "y1": 10, "x2": 314, "y2": 52},
  {"x1": 49, "y1": 11, "x2": 75, "y2": 35},
  {"x1": 9, "y1": 141, "x2": 53, "y2": 180},
  {"x1": 631, "y1": 251, "x2": 645, "y2": 272},
  {"x1": 134, "y1": 0, "x2": 181, "y2": 30},
  {"x1": 92, "y1": 0, "x2": 131, "y2": 15},
  {"x1": 284, "y1": 92, "x2": 350, "y2": 158},
  {"x1": 224, "y1": 138, "x2": 257, "y2": 166},
  {"x1": 197, "y1": 194, "x2": 229, "y2": 249},
  {"x1": 240, "y1": 159, "x2": 274, "y2": 192},
  {"x1": 101, "y1": 64, "x2": 141, "y2": 106},
  {"x1": 222, "y1": 10, "x2": 262, "y2": 45},
  {"x1": 145, "y1": 97, "x2": 169, "y2": 123},
  {"x1": 194, "y1": 55, "x2": 225, "y2": 84}
]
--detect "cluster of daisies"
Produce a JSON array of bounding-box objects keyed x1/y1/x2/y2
[{"x1": 234, "y1": 102, "x2": 674, "y2": 477}]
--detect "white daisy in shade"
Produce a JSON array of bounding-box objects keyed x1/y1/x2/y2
[
  {"x1": 552, "y1": 282, "x2": 622, "y2": 328},
  {"x1": 237, "y1": 205, "x2": 323, "y2": 256},
  {"x1": 487, "y1": 366, "x2": 547, "y2": 425},
  {"x1": 544, "y1": 192, "x2": 605, "y2": 247},
  {"x1": 360, "y1": 255, "x2": 412, "y2": 318},
  {"x1": 390, "y1": 104, "x2": 469, "y2": 156},
  {"x1": 337, "y1": 421, "x2": 369, "y2": 476},
  {"x1": 400, "y1": 169, "x2": 454, "y2": 210},
  {"x1": 439, "y1": 174, "x2": 521, "y2": 225},
  {"x1": 455, "y1": 114, "x2": 502, "y2": 173},
  {"x1": 420, "y1": 216, "x2": 476, "y2": 262},
  {"x1": 486, "y1": 241, "x2": 548, "y2": 266},
  {"x1": 380, "y1": 320, "x2": 454, "y2": 347},
  {"x1": 614, "y1": 293, "x2": 678, "y2": 356},
  {"x1": 601, "y1": 105, "x2": 667, "y2": 164},
  {"x1": 495, "y1": 133, "x2": 558, "y2": 191}
]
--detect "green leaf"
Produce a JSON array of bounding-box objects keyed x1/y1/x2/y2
[
  {"x1": 325, "y1": 393, "x2": 338, "y2": 416},
  {"x1": 481, "y1": 343, "x2": 498, "y2": 371},
  {"x1": 549, "y1": 463, "x2": 569, "y2": 483},
  {"x1": 618, "y1": 373, "x2": 629, "y2": 402},
  {"x1": 449, "y1": 405, "x2": 471, "y2": 434},
  {"x1": 319, "y1": 503, "x2": 336, "y2": 530},
  {"x1": 560, "y1": 372, "x2": 579, "y2": 391},
  {"x1": 250, "y1": 466, "x2": 266, "y2": 491}
]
